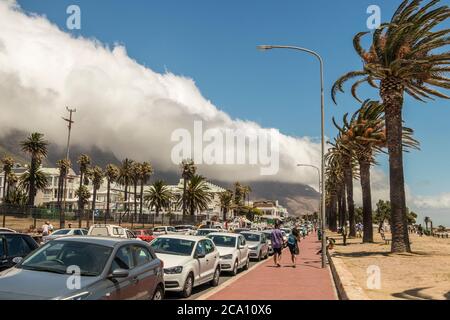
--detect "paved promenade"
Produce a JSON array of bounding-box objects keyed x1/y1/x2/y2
[{"x1": 206, "y1": 233, "x2": 338, "y2": 300}]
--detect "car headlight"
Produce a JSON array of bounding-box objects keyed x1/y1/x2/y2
[
  {"x1": 249, "y1": 246, "x2": 257, "y2": 250},
  {"x1": 220, "y1": 254, "x2": 233, "y2": 260},
  {"x1": 59, "y1": 291, "x2": 90, "y2": 300},
  {"x1": 164, "y1": 266, "x2": 183, "y2": 274}
]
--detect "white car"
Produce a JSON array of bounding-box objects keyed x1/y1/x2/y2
[
  {"x1": 242, "y1": 231, "x2": 270, "y2": 260},
  {"x1": 87, "y1": 224, "x2": 128, "y2": 238},
  {"x1": 207, "y1": 232, "x2": 249, "y2": 276},
  {"x1": 42, "y1": 228, "x2": 88, "y2": 244},
  {"x1": 150, "y1": 235, "x2": 220, "y2": 298},
  {"x1": 152, "y1": 226, "x2": 177, "y2": 236}
]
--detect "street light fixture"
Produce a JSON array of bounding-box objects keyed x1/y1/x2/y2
[{"x1": 258, "y1": 44, "x2": 326, "y2": 268}]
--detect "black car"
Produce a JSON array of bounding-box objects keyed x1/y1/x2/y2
[{"x1": 0, "y1": 232, "x2": 39, "y2": 271}]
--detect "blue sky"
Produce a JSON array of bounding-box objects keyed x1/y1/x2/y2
[{"x1": 17, "y1": 0, "x2": 450, "y2": 200}]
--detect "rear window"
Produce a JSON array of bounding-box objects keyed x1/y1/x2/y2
[
  {"x1": 52, "y1": 229, "x2": 71, "y2": 235},
  {"x1": 90, "y1": 227, "x2": 108, "y2": 236}
]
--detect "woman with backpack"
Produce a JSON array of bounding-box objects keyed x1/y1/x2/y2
[{"x1": 287, "y1": 225, "x2": 301, "y2": 268}]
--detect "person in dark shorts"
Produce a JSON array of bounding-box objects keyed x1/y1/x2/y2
[
  {"x1": 287, "y1": 225, "x2": 301, "y2": 267},
  {"x1": 270, "y1": 222, "x2": 284, "y2": 267}
]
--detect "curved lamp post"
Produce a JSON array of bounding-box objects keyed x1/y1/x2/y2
[{"x1": 258, "y1": 45, "x2": 326, "y2": 268}]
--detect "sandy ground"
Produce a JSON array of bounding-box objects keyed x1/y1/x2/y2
[
  {"x1": 1, "y1": 216, "x2": 157, "y2": 232},
  {"x1": 328, "y1": 230, "x2": 450, "y2": 300}
]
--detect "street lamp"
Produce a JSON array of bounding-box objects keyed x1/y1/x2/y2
[
  {"x1": 258, "y1": 45, "x2": 326, "y2": 268},
  {"x1": 297, "y1": 164, "x2": 321, "y2": 222}
]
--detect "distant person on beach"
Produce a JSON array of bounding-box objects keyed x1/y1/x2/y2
[
  {"x1": 418, "y1": 224, "x2": 423, "y2": 236},
  {"x1": 270, "y1": 222, "x2": 284, "y2": 267}
]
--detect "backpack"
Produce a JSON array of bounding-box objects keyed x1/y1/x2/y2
[{"x1": 288, "y1": 234, "x2": 296, "y2": 245}]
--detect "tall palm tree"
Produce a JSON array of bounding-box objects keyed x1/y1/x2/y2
[
  {"x1": 1, "y1": 156, "x2": 14, "y2": 203},
  {"x1": 105, "y1": 164, "x2": 120, "y2": 224},
  {"x1": 186, "y1": 175, "x2": 213, "y2": 216},
  {"x1": 88, "y1": 166, "x2": 104, "y2": 227},
  {"x1": 139, "y1": 162, "x2": 153, "y2": 227},
  {"x1": 332, "y1": 0, "x2": 450, "y2": 252},
  {"x1": 130, "y1": 162, "x2": 141, "y2": 227},
  {"x1": 242, "y1": 185, "x2": 252, "y2": 206},
  {"x1": 19, "y1": 169, "x2": 49, "y2": 202},
  {"x1": 219, "y1": 190, "x2": 233, "y2": 222},
  {"x1": 20, "y1": 133, "x2": 48, "y2": 206},
  {"x1": 180, "y1": 159, "x2": 196, "y2": 216},
  {"x1": 75, "y1": 185, "x2": 90, "y2": 226},
  {"x1": 56, "y1": 159, "x2": 71, "y2": 228},
  {"x1": 118, "y1": 158, "x2": 134, "y2": 224},
  {"x1": 144, "y1": 180, "x2": 173, "y2": 219},
  {"x1": 77, "y1": 154, "x2": 91, "y2": 227}
]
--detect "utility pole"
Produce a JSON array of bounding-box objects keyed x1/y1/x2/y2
[{"x1": 61, "y1": 107, "x2": 76, "y2": 229}]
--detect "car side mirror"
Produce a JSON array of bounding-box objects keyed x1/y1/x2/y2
[
  {"x1": 110, "y1": 269, "x2": 129, "y2": 278},
  {"x1": 238, "y1": 245, "x2": 245, "y2": 249},
  {"x1": 12, "y1": 257, "x2": 23, "y2": 264},
  {"x1": 195, "y1": 252, "x2": 206, "y2": 259}
]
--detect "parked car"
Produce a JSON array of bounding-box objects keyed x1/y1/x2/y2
[
  {"x1": 0, "y1": 237, "x2": 164, "y2": 300},
  {"x1": 207, "y1": 232, "x2": 249, "y2": 276},
  {"x1": 0, "y1": 232, "x2": 39, "y2": 272},
  {"x1": 87, "y1": 224, "x2": 128, "y2": 238},
  {"x1": 133, "y1": 229, "x2": 155, "y2": 242},
  {"x1": 150, "y1": 235, "x2": 220, "y2": 298},
  {"x1": 261, "y1": 230, "x2": 274, "y2": 255},
  {"x1": 152, "y1": 226, "x2": 177, "y2": 236},
  {"x1": 195, "y1": 228, "x2": 221, "y2": 236},
  {"x1": 0, "y1": 228, "x2": 17, "y2": 233},
  {"x1": 42, "y1": 228, "x2": 88, "y2": 244},
  {"x1": 233, "y1": 228, "x2": 250, "y2": 234},
  {"x1": 241, "y1": 231, "x2": 269, "y2": 261}
]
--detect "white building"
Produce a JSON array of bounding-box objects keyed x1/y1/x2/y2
[{"x1": 253, "y1": 200, "x2": 289, "y2": 219}]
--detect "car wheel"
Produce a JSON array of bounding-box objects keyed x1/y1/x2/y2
[
  {"x1": 231, "y1": 260, "x2": 238, "y2": 276},
  {"x1": 181, "y1": 273, "x2": 194, "y2": 298},
  {"x1": 210, "y1": 267, "x2": 220, "y2": 287},
  {"x1": 152, "y1": 285, "x2": 164, "y2": 300},
  {"x1": 257, "y1": 251, "x2": 262, "y2": 261},
  {"x1": 243, "y1": 258, "x2": 250, "y2": 270}
]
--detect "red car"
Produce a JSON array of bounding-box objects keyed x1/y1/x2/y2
[{"x1": 134, "y1": 229, "x2": 155, "y2": 242}]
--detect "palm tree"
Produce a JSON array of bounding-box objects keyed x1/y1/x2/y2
[
  {"x1": 130, "y1": 162, "x2": 141, "y2": 227},
  {"x1": 75, "y1": 185, "x2": 90, "y2": 225},
  {"x1": 144, "y1": 180, "x2": 173, "y2": 220},
  {"x1": 186, "y1": 175, "x2": 213, "y2": 216},
  {"x1": 1, "y1": 156, "x2": 14, "y2": 203},
  {"x1": 118, "y1": 158, "x2": 134, "y2": 224},
  {"x1": 180, "y1": 159, "x2": 196, "y2": 216},
  {"x1": 139, "y1": 162, "x2": 153, "y2": 227},
  {"x1": 88, "y1": 166, "x2": 103, "y2": 227},
  {"x1": 105, "y1": 164, "x2": 120, "y2": 224},
  {"x1": 332, "y1": 0, "x2": 450, "y2": 252},
  {"x1": 77, "y1": 154, "x2": 91, "y2": 227},
  {"x1": 242, "y1": 185, "x2": 252, "y2": 206},
  {"x1": 219, "y1": 190, "x2": 233, "y2": 222},
  {"x1": 20, "y1": 133, "x2": 48, "y2": 206},
  {"x1": 19, "y1": 169, "x2": 49, "y2": 202},
  {"x1": 56, "y1": 159, "x2": 71, "y2": 228},
  {"x1": 325, "y1": 151, "x2": 345, "y2": 231}
]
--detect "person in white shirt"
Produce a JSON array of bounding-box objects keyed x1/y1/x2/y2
[{"x1": 42, "y1": 222, "x2": 49, "y2": 236}]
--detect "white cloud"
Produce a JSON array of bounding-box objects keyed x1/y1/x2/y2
[
  {"x1": 0, "y1": 0, "x2": 320, "y2": 185},
  {"x1": 411, "y1": 193, "x2": 450, "y2": 209}
]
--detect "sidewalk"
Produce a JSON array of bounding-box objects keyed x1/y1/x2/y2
[{"x1": 206, "y1": 233, "x2": 338, "y2": 300}]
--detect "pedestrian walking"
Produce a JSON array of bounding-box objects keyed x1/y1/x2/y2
[
  {"x1": 418, "y1": 224, "x2": 423, "y2": 237},
  {"x1": 270, "y1": 222, "x2": 284, "y2": 267},
  {"x1": 42, "y1": 221, "x2": 50, "y2": 236},
  {"x1": 287, "y1": 225, "x2": 301, "y2": 268}
]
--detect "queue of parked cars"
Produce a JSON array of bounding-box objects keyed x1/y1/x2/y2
[{"x1": 0, "y1": 221, "x2": 306, "y2": 300}]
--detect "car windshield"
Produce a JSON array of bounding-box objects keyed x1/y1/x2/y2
[
  {"x1": 52, "y1": 229, "x2": 71, "y2": 235},
  {"x1": 196, "y1": 229, "x2": 214, "y2": 236},
  {"x1": 151, "y1": 238, "x2": 195, "y2": 256},
  {"x1": 242, "y1": 233, "x2": 260, "y2": 242},
  {"x1": 18, "y1": 240, "x2": 112, "y2": 276},
  {"x1": 207, "y1": 235, "x2": 236, "y2": 248}
]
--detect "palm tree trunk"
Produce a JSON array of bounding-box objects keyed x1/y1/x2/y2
[
  {"x1": 359, "y1": 159, "x2": 374, "y2": 243},
  {"x1": 330, "y1": 194, "x2": 338, "y2": 232},
  {"x1": 90, "y1": 188, "x2": 97, "y2": 228},
  {"x1": 343, "y1": 160, "x2": 356, "y2": 237},
  {"x1": 338, "y1": 185, "x2": 346, "y2": 229},
  {"x1": 2, "y1": 173, "x2": 7, "y2": 202},
  {"x1": 382, "y1": 78, "x2": 411, "y2": 253},
  {"x1": 78, "y1": 172, "x2": 84, "y2": 228},
  {"x1": 182, "y1": 178, "x2": 187, "y2": 216},
  {"x1": 140, "y1": 181, "x2": 144, "y2": 228},
  {"x1": 106, "y1": 180, "x2": 110, "y2": 224},
  {"x1": 132, "y1": 182, "x2": 137, "y2": 228},
  {"x1": 57, "y1": 174, "x2": 64, "y2": 229},
  {"x1": 27, "y1": 156, "x2": 37, "y2": 206}
]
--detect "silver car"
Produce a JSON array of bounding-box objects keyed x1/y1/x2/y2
[
  {"x1": 241, "y1": 231, "x2": 269, "y2": 261},
  {"x1": 42, "y1": 228, "x2": 88, "y2": 244},
  {"x1": 0, "y1": 237, "x2": 164, "y2": 300}
]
